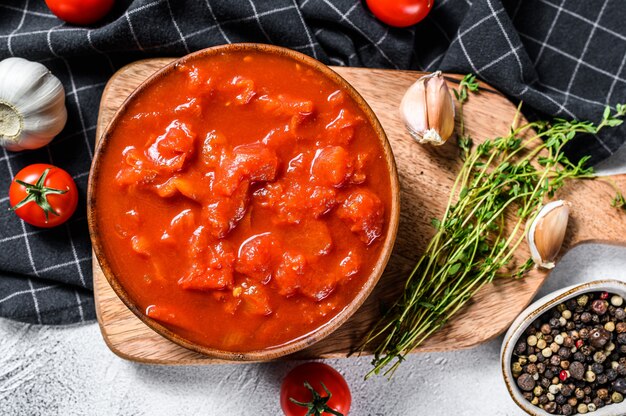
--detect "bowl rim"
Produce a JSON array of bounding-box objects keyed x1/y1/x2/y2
[
  {"x1": 87, "y1": 43, "x2": 400, "y2": 361},
  {"x1": 501, "y1": 279, "x2": 626, "y2": 416}
]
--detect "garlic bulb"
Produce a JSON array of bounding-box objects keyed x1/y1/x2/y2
[
  {"x1": 527, "y1": 200, "x2": 570, "y2": 269},
  {"x1": 399, "y1": 71, "x2": 455, "y2": 146},
  {"x1": 0, "y1": 57, "x2": 67, "y2": 151}
]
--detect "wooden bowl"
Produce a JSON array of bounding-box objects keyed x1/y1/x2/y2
[{"x1": 88, "y1": 43, "x2": 400, "y2": 361}]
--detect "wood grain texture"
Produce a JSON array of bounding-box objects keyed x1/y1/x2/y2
[{"x1": 93, "y1": 58, "x2": 626, "y2": 364}]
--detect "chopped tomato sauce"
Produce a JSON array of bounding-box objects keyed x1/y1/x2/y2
[{"x1": 96, "y1": 51, "x2": 391, "y2": 352}]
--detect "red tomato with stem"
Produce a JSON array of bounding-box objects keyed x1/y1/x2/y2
[
  {"x1": 366, "y1": 0, "x2": 434, "y2": 28},
  {"x1": 9, "y1": 164, "x2": 78, "y2": 228},
  {"x1": 280, "y1": 362, "x2": 351, "y2": 416},
  {"x1": 45, "y1": 0, "x2": 115, "y2": 25}
]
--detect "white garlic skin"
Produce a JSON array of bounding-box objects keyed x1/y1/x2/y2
[
  {"x1": 527, "y1": 200, "x2": 570, "y2": 269},
  {"x1": 0, "y1": 57, "x2": 67, "y2": 151},
  {"x1": 399, "y1": 71, "x2": 455, "y2": 146}
]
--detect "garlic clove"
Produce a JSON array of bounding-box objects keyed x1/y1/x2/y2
[
  {"x1": 527, "y1": 200, "x2": 570, "y2": 269},
  {"x1": 399, "y1": 73, "x2": 429, "y2": 140},
  {"x1": 399, "y1": 71, "x2": 455, "y2": 146},
  {"x1": 426, "y1": 74, "x2": 455, "y2": 144}
]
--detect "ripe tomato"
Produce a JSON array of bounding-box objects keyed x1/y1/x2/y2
[
  {"x1": 366, "y1": 0, "x2": 433, "y2": 28},
  {"x1": 280, "y1": 362, "x2": 351, "y2": 416},
  {"x1": 45, "y1": 0, "x2": 115, "y2": 25},
  {"x1": 9, "y1": 164, "x2": 78, "y2": 228}
]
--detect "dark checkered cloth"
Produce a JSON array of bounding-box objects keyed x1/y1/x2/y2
[{"x1": 1, "y1": 0, "x2": 624, "y2": 324}]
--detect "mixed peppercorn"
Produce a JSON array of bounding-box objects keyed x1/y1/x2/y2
[{"x1": 512, "y1": 292, "x2": 626, "y2": 415}]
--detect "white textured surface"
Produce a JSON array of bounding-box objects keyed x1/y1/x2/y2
[
  {"x1": 2, "y1": 145, "x2": 625, "y2": 416},
  {"x1": 1, "y1": 243, "x2": 625, "y2": 416}
]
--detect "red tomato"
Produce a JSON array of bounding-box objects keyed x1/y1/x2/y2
[
  {"x1": 281, "y1": 362, "x2": 351, "y2": 416},
  {"x1": 9, "y1": 164, "x2": 78, "y2": 228},
  {"x1": 45, "y1": 0, "x2": 115, "y2": 25},
  {"x1": 366, "y1": 0, "x2": 433, "y2": 28}
]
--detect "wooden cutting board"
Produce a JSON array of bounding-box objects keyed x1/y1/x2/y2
[{"x1": 93, "y1": 58, "x2": 626, "y2": 364}]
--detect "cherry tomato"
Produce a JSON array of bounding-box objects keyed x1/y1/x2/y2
[
  {"x1": 9, "y1": 164, "x2": 78, "y2": 228},
  {"x1": 366, "y1": 0, "x2": 433, "y2": 28},
  {"x1": 280, "y1": 362, "x2": 351, "y2": 416},
  {"x1": 45, "y1": 0, "x2": 115, "y2": 25}
]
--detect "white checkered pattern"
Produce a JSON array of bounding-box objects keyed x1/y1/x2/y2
[{"x1": 0, "y1": 0, "x2": 624, "y2": 324}]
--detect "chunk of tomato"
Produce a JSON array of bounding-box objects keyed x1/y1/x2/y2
[
  {"x1": 310, "y1": 146, "x2": 353, "y2": 187},
  {"x1": 256, "y1": 94, "x2": 314, "y2": 118},
  {"x1": 179, "y1": 239, "x2": 236, "y2": 291},
  {"x1": 235, "y1": 233, "x2": 279, "y2": 284},
  {"x1": 204, "y1": 181, "x2": 250, "y2": 238},
  {"x1": 273, "y1": 251, "x2": 306, "y2": 297},
  {"x1": 323, "y1": 108, "x2": 363, "y2": 146},
  {"x1": 201, "y1": 130, "x2": 227, "y2": 169},
  {"x1": 146, "y1": 120, "x2": 196, "y2": 173},
  {"x1": 115, "y1": 146, "x2": 158, "y2": 188},
  {"x1": 339, "y1": 250, "x2": 362, "y2": 278},
  {"x1": 286, "y1": 219, "x2": 333, "y2": 259},
  {"x1": 215, "y1": 143, "x2": 278, "y2": 196},
  {"x1": 337, "y1": 189, "x2": 384, "y2": 245},
  {"x1": 237, "y1": 280, "x2": 273, "y2": 316}
]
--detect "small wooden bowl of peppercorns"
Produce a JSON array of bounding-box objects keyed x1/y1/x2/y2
[{"x1": 502, "y1": 280, "x2": 626, "y2": 416}]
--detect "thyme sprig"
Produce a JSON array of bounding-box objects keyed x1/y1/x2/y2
[{"x1": 360, "y1": 76, "x2": 626, "y2": 378}]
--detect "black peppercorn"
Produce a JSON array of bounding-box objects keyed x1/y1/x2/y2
[
  {"x1": 537, "y1": 362, "x2": 546, "y2": 374},
  {"x1": 606, "y1": 368, "x2": 618, "y2": 381},
  {"x1": 517, "y1": 373, "x2": 535, "y2": 391},
  {"x1": 591, "y1": 363, "x2": 604, "y2": 374},
  {"x1": 557, "y1": 347, "x2": 571, "y2": 360},
  {"x1": 612, "y1": 378, "x2": 626, "y2": 394},
  {"x1": 515, "y1": 340, "x2": 527, "y2": 355},
  {"x1": 561, "y1": 403, "x2": 573, "y2": 415},
  {"x1": 561, "y1": 384, "x2": 574, "y2": 397},
  {"x1": 581, "y1": 312, "x2": 592, "y2": 323},
  {"x1": 592, "y1": 397, "x2": 604, "y2": 409},
  {"x1": 570, "y1": 361, "x2": 585, "y2": 380}
]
